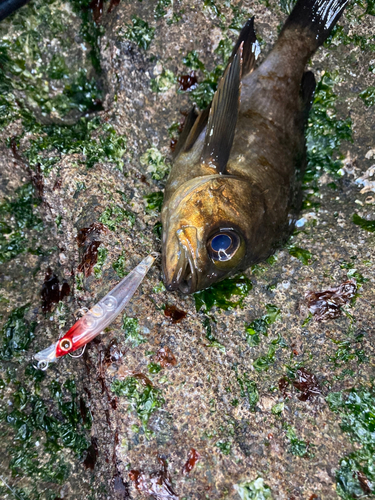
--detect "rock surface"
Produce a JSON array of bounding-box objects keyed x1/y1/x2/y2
[{"x1": 0, "y1": 1, "x2": 374, "y2": 499}]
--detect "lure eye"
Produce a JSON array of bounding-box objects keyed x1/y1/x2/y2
[
  {"x1": 59, "y1": 339, "x2": 72, "y2": 352},
  {"x1": 207, "y1": 229, "x2": 245, "y2": 269}
]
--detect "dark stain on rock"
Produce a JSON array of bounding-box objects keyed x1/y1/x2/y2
[
  {"x1": 79, "y1": 397, "x2": 90, "y2": 425},
  {"x1": 292, "y1": 368, "x2": 321, "y2": 401},
  {"x1": 279, "y1": 377, "x2": 289, "y2": 398},
  {"x1": 164, "y1": 304, "x2": 187, "y2": 323},
  {"x1": 41, "y1": 268, "x2": 70, "y2": 313},
  {"x1": 178, "y1": 72, "x2": 198, "y2": 91},
  {"x1": 77, "y1": 240, "x2": 102, "y2": 277},
  {"x1": 107, "y1": 0, "x2": 120, "y2": 14},
  {"x1": 53, "y1": 177, "x2": 62, "y2": 191},
  {"x1": 357, "y1": 471, "x2": 372, "y2": 494},
  {"x1": 77, "y1": 222, "x2": 107, "y2": 247},
  {"x1": 113, "y1": 473, "x2": 131, "y2": 498},
  {"x1": 154, "y1": 346, "x2": 177, "y2": 368},
  {"x1": 89, "y1": 0, "x2": 103, "y2": 23},
  {"x1": 77, "y1": 222, "x2": 108, "y2": 277},
  {"x1": 170, "y1": 137, "x2": 178, "y2": 152},
  {"x1": 305, "y1": 279, "x2": 357, "y2": 321},
  {"x1": 182, "y1": 448, "x2": 200, "y2": 475},
  {"x1": 129, "y1": 457, "x2": 179, "y2": 499},
  {"x1": 84, "y1": 437, "x2": 99, "y2": 470}
]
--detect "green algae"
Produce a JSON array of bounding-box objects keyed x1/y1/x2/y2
[
  {"x1": 0, "y1": 182, "x2": 43, "y2": 264},
  {"x1": 305, "y1": 73, "x2": 352, "y2": 184},
  {"x1": 245, "y1": 304, "x2": 281, "y2": 347},
  {"x1": 271, "y1": 401, "x2": 285, "y2": 415},
  {"x1": 140, "y1": 147, "x2": 170, "y2": 180},
  {"x1": 113, "y1": 250, "x2": 126, "y2": 278},
  {"x1": 194, "y1": 274, "x2": 252, "y2": 312},
  {"x1": 285, "y1": 424, "x2": 314, "y2": 458},
  {"x1": 153, "y1": 221, "x2": 163, "y2": 239},
  {"x1": 235, "y1": 477, "x2": 273, "y2": 500},
  {"x1": 0, "y1": 369, "x2": 91, "y2": 497},
  {"x1": 68, "y1": 0, "x2": 103, "y2": 72},
  {"x1": 326, "y1": 25, "x2": 375, "y2": 52},
  {"x1": 202, "y1": 316, "x2": 225, "y2": 351},
  {"x1": 144, "y1": 191, "x2": 164, "y2": 213},
  {"x1": 326, "y1": 386, "x2": 375, "y2": 498},
  {"x1": 0, "y1": 0, "x2": 102, "y2": 128},
  {"x1": 0, "y1": 306, "x2": 36, "y2": 360},
  {"x1": 122, "y1": 316, "x2": 146, "y2": 347},
  {"x1": 328, "y1": 335, "x2": 366, "y2": 367},
  {"x1": 111, "y1": 376, "x2": 164, "y2": 437},
  {"x1": 150, "y1": 68, "x2": 176, "y2": 93},
  {"x1": 235, "y1": 370, "x2": 259, "y2": 410},
  {"x1": 253, "y1": 345, "x2": 277, "y2": 372},
  {"x1": 23, "y1": 118, "x2": 126, "y2": 174},
  {"x1": 359, "y1": 87, "x2": 375, "y2": 107},
  {"x1": 123, "y1": 16, "x2": 155, "y2": 50},
  {"x1": 181, "y1": 48, "x2": 229, "y2": 109},
  {"x1": 99, "y1": 204, "x2": 135, "y2": 232},
  {"x1": 154, "y1": 0, "x2": 171, "y2": 19},
  {"x1": 148, "y1": 362, "x2": 162, "y2": 374},
  {"x1": 215, "y1": 440, "x2": 231, "y2": 455},
  {"x1": 352, "y1": 213, "x2": 375, "y2": 232},
  {"x1": 93, "y1": 246, "x2": 108, "y2": 278},
  {"x1": 288, "y1": 245, "x2": 312, "y2": 265}
]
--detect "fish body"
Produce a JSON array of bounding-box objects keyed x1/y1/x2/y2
[{"x1": 161, "y1": 0, "x2": 348, "y2": 293}]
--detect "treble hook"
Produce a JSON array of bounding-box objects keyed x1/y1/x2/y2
[{"x1": 68, "y1": 344, "x2": 87, "y2": 358}]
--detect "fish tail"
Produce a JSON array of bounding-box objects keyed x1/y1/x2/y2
[{"x1": 281, "y1": 0, "x2": 349, "y2": 50}]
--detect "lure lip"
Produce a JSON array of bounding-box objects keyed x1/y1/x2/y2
[{"x1": 34, "y1": 342, "x2": 58, "y2": 366}]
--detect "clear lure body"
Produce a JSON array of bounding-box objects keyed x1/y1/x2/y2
[{"x1": 34, "y1": 254, "x2": 156, "y2": 369}]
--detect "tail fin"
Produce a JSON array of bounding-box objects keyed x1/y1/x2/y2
[{"x1": 282, "y1": 0, "x2": 349, "y2": 49}]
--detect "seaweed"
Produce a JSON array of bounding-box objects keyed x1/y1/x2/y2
[
  {"x1": 305, "y1": 73, "x2": 352, "y2": 184},
  {"x1": 140, "y1": 147, "x2": 170, "y2": 180},
  {"x1": 111, "y1": 376, "x2": 164, "y2": 436},
  {"x1": 123, "y1": 16, "x2": 155, "y2": 50},
  {"x1": 0, "y1": 306, "x2": 36, "y2": 360},
  {"x1": 235, "y1": 477, "x2": 273, "y2": 499},
  {"x1": 122, "y1": 316, "x2": 146, "y2": 347},
  {"x1": 285, "y1": 425, "x2": 314, "y2": 458},
  {"x1": 245, "y1": 304, "x2": 281, "y2": 347},
  {"x1": 194, "y1": 274, "x2": 252, "y2": 312},
  {"x1": 327, "y1": 386, "x2": 375, "y2": 498},
  {"x1": 112, "y1": 251, "x2": 126, "y2": 278},
  {"x1": 352, "y1": 213, "x2": 375, "y2": 232}
]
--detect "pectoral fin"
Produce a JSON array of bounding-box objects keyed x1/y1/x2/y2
[
  {"x1": 172, "y1": 108, "x2": 198, "y2": 159},
  {"x1": 201, "y1": 45, "x2": 242, "y2": 174}
]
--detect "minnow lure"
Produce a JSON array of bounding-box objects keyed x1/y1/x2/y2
[{"x1": 34, "y1": 254, "x2": 156, "y2": 370}]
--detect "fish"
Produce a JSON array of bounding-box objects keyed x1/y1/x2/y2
[
  {"x1": 161, "y1": 0, "x2": 349, "y2": 294},
  {"x1": 34, "y1": 254, "x2": 156, "y2": 369}
]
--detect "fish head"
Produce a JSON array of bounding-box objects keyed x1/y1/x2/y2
[{"x1": 161, "y1": 174, "x2": 265, "y2": 293}]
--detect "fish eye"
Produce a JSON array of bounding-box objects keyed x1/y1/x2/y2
[{"x1": 207, "y1": 229, "x2": 245, "y2": 269}]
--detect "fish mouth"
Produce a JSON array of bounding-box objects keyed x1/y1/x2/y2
[{"x1": 164, "y1": 226, "x2": 199, "y2": 294}]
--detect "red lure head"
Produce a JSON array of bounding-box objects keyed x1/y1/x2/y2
[{"x1": 55, "y1": 321, "x2": 85, "y2": 358}]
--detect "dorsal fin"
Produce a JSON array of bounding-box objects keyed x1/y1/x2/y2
[
  {"x1": 228, "y1": 17, "x2": 259, "y2": 78},
  {"x1": 200, "y1": 44, "x2": 242, "y2": 174},
  {"x1": 172, "y1": 108, "x2": 198, "y2": 159}
]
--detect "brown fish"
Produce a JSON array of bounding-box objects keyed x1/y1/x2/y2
[{"x1": 161, "y1": 0, "x2": 349, "y2": 293}]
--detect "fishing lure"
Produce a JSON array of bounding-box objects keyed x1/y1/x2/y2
[{"x1": 34, "y1": 253, "x2": 156, "y2": 370}]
